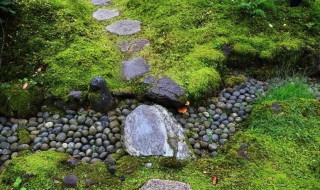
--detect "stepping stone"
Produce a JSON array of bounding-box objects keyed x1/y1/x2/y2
[
  {"x1": 93, "y1": 9, "x2": 119, "y2": 21},
  {"x1": 106, "y1": 20, "x2": 141, "y2": 36},
  {"x1": 122, "y1": 57, "x2": 150, "y2": 80},
  {"x1": 92, "y1": 0, "x2": 110, "y2": 6},
  {"x1": 139, "y1": 179, "x2": 192, "y2": 190},
  {"x1": 118, "y1": 39, "x2": 149, "y2": 52}
]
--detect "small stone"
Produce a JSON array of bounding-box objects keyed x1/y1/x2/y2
[
  {"x1": 7, "y1": 136, "x2": 18, "y2": 143},
  {"x1": 56, "y1": 133, "x2": 67, "y2": 142},
  {"x1": 108, "y1": 166, "x2": 116, "y2": 175},
  {"x1": 63, "y1": 174, "x2": 79, "y2": 188}
]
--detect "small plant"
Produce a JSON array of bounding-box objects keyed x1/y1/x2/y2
[
  {"x1": 18, "y1": 78, "x2": 37, "y2": 85},
  {"x1": 237, "y1": 0, "x2": 267, "y2": 17},
  {"x1": 13, "y1": 177, "x2": 27, "y2": 190}
]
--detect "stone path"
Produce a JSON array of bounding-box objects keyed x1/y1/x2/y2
[
  {"x1": 140, "y1": 179, "x2": 192, "y2": 190},
  {"x1": 92, "y1": 0, "x2": 110, "y2": 6},
  {"x1": 93, "y1": 9, "x2": 119, "y2": 21},
  {"x1": 92, "y1": 0, "x2": 150, "y2": 80},
  {"x1": 106, "y1": 20, "x2": 142, "y2": 36},
  {"x1": 122, "y1": 57, "x2": 150, "y2": 80}
]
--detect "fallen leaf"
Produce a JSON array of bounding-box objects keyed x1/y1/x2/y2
[
  {"x1": 178, "y1": 106, "x2": 187, "y2": 114},
  {"x1": 212, "y1": 176, "x2": 218, "y2": 185},
  {"x1": 22, "y1": 83, "x2": 28, "y2": 89}
]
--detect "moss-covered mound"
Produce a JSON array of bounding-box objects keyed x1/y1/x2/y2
[
  {"x1": 2, "y1": 0, "x2": 319, "y2": 110},
  {"x1": 1, "y1": 0, "x2": 127, "y2": 101}
]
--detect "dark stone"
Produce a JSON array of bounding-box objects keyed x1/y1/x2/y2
[
  {"x1": 290, "y1": 0, "x2": 302, "y2": 7},
  {"x1": 108, "y1": 166, "x2": 116, "y2": 175},
  {"x1": 63, "y1": 174, "x2": 79, "y2": 188},
  {"x1": 121, "y1": 57, "x2": 150, "y2": 80},
  {"x1": 88, "y1": 76, "x2": 113, "y2": 113},
  {"x1": 144, "y1": 76, "x2": 188, "y2": 108},
  {"x1": 66, "y1": 158, "x2": 80, "y2": 167},
  {"x1": 67, "y1": 91, "x2": 83, "y2": 110}
]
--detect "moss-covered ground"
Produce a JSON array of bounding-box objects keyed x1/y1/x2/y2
[
  {"x1": 1, "y1": 79, "x2": 319, "y2": 189},
  {"x1": 1, "y1": 0, "x2": 320, "y2": 116}
]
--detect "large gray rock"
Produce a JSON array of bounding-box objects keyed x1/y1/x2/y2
[
  {"x1": 122, "y1": 57, "x2": 150, "y2": 80},
  {"x1": 124, "y1": 105, "x2": 193, "y2": 159},
  {"x1": 139, "y1": 179, "x2": 192, "y2": 190},
  {"x1": 92, "y1": 0, "x2": 110, "y2": 6},
  {"x1": 88, "y1": 76, "x2": 113, "y2": 113},
  {"x1": 106, "y1": 20, "x2": 141, "y2": 36},
  {"x1": 144, "y1": 76, "x2": 188, "y2": 108},
  {"x1": 93, "y1": 9, "x2": 119, "y2": 21},
  {"x1": 118, "y1": 39, "x2": 149, "y2": 53}
]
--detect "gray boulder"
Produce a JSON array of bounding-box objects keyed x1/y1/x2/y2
[
  {"x1": 122, "y1": 57, "x2": 150, "y2": 80},
  {"x1": 93, "y1": 9, "x2": 119, "y2": 21},
  {"x1": 88, "y1": 76, "x2": 113, "y2": 113},
  {"x1": 123, "y1": 105, "x2": 193, "y2": 159},
  {"x1": 139, "y1": 179, "x2": 192, "y2": 190},
  {"x1": 144, "y1": 76, "x2": 188, "y2": 108},
  {"x1": 106, "y1": 20, "x2": 141, "y2": 36}
]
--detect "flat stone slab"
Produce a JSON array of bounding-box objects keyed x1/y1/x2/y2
[
  {"x1": 106, "y1": 20, "x2": 141, "y2": 36},
  {"x1": 139, "y1": 179, "x2": 192, "y2": 190},
  {"x1": 124, "y1": 105, "x2": 193, "y2": 159},
  {"x1": 122, "y1": 57, "x2": 150, "y2": 80},
  {"x1": 93, "y1": 9, "x2": 119, "y2": 21},
  {"x1": 144, "y1": 76, "x2": 187, "y2": 108},
  {"x1": 118, "y1": 39, "x2": 149, "y2": 52},
  {"x1": 92, "y1": 0, "x2": 110, "y2": 6}
]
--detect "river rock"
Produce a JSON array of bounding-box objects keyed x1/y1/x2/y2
[
  {"x1": 88, "y1": 76, "x2": 113, "y2": 113},
  {"x1": 139, "y1": 179, "x2": 192, "y2": 190},
  {"x1": 122, "y1": 57, "x2": 150, "y2": 80},
  {"x1": 93, "y1": 9, "x2": 119, "y2": 21},
  {"x1": 106, "y1": 20, "x2": 141, "y2": 36},
  {"x1": 144, "y1": 76, "x2": 187, "y2": 108},
  {"x1": 124, "y1": 105, "x2": 193, "y2": 159}
]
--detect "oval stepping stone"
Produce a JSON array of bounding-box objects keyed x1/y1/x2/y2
[
  {"x1": 92, "y1": 0, "x2": 110, "y2": 6},
  {"x1": 139, "y1": 179, "x2": 192, "y2": 190},
  {"x1": 106, "y1": 20, "x2": 141, "y2": 36},
  {"x1": 93, "y1": 9, "x2": 119, "y2": 21},
  {"x1": 118, "y1": 39, "x2": 149, "y2": 52},
  {"x1": 122, "y1": 57, "x2": 150, "y2": 80}
]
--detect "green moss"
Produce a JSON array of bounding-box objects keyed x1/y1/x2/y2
[
  {"x1": 166, "y1": 63, "x2": 221, "y2": 100},
  {"x1": 224, "y1": 74, "x2": 246, "y2": 87},
  {"x1": 17, "y1": 129, "x2": 30, "y2": 144},
  {"x1": 0, "y1": 83, "x2": 43, "y2": 117},
  {"x1": 159, "y1": 157, "x2": 187, "y2": 169},
  {"x1": 0, "y1": 151, "x2": 69, "y2": 190}
]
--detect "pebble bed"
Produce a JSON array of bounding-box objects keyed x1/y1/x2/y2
[{"x1": 1, "y1": 78, "x2": 320, "y2": 166}]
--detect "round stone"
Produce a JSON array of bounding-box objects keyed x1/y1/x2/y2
[
  {"x1": 56, "y1": 133, "x2": 67, "y2": 142},
  {"x1": 7, "y1": 136, "x2": 18, "y2": 143}
]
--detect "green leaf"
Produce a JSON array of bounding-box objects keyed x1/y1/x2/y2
[{"x1": 13, "y1": 177, "x2": 22, "y2": 188}]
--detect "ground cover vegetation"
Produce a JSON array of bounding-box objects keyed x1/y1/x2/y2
[
  {"x1": 0, "y1": 0, "x2": 320, "y2": 117},
  {"x1": 0, "y1": 78, "x2": 319, "y2": 189}
]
